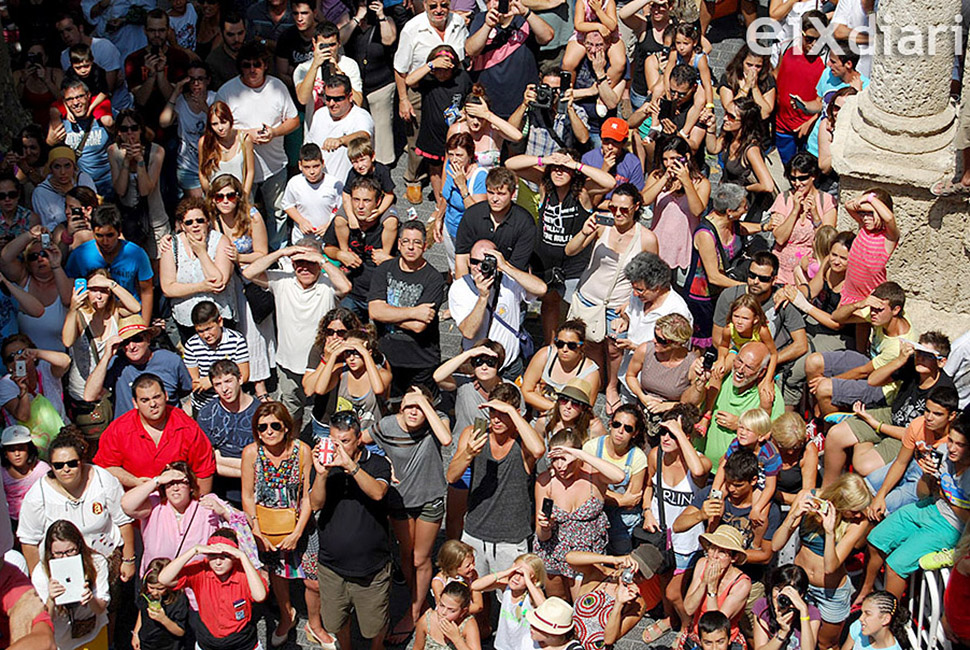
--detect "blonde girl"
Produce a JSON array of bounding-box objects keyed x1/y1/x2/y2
[
  {"x1": 471, "y1": 554, "x2": 547, "y2": 650},
  {"x1": 771, "y1": 413, "x2": 819, "y2": 505},
  {"x1": 713, "y1": 293, "x2": 778, "y2": 406},
  {"x1": 433, "y1": 540, "x2": 483, "y2": 615}
]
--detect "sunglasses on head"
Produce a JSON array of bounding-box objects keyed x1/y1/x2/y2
[
  {"x1": 332, "y1": 410, "x2": 359, "y2": 426},
  {"x1": 25, "y1": 250, "x2": 48, "y2": 262},
  {"x1": 611, "y1": 420, "x2": 635, "y2": 433},
  {"x1": 257, "y1": 421, "x2": 284, "y2": 433},
  {"x1": 0, "y1": 190, "x2": 19, "y2": 200},
  {"x1": 214, "y1": 191, "x2": 238, "y2": 202},
  {"x1": 117, "y1": 124, "x2": 139, "y2": 133},
  {"x1": 52, "y1": 459, "x2": 81, "y2": 470},
  {"x1": 554, "y1": 339, "x2": 581, "y2": 351},
  {"x1": 471, "y1": 355, "x2": 498, "y2": 368},
  {"x1": 326, "y1": 327, "x2": 348, "y2": 338},
  {"x1": 747, "y1": 270, "x2": 774, "y2": 283}
]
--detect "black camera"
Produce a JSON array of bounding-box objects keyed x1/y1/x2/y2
[
  {"x1": 479, "y1": 254, "x2": 497, "y2": 278},
  {"x1": 533, "y1": 83, "x2": 554, "y2": 110},
  {"x1": 25, "y1": 52, "x2": 43, "y2": 66},
  {"x1": 777, "y1": 594, "x2": 794, "y2": 613}
]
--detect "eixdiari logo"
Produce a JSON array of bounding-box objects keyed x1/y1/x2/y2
[{"x1": 745, "y1": 14, "x2": 965, "y2": 58}]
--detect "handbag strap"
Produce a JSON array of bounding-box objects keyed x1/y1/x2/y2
[
  {"x1": 174, "y1": 500, "x2": 200, "y2": 557},
  {"x1": 655, "y1": 445, "x2": 668, "y2": 530}
]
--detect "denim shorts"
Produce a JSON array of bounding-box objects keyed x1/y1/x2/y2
[
  {"x1": 806, "y1": 577, "x2": 853, "y2": 623},
  {"x1": 176, "y1": 165, "x2": 201, "y2": 191}
]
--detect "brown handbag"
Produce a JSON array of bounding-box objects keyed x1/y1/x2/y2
[{"x1": 254, "y1": 504, "x2": 297, "y2": 545}]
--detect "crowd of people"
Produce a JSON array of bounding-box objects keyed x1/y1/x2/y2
[{"x1": 1, "y1": 1, "x2": 970, "y2": 650}]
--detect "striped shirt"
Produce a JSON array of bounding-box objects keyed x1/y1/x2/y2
[
  {"x1": 840, "y1": 228, "x2": 894, "y2": 305},
  {"x1": 183, "y1": 328, "x2": 249, "y2": 411}
]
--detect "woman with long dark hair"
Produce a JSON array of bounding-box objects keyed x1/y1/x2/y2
[
  {"x1": 198, "y1": 101, "x2": 255, "y2": 197},
  {"x1": 752, "y1": 565, "x2": 820, "y2": 650},
  {"x1": 705, "y1": 97, "x2": 776, "y2": 223},
  {"x1": 642, "y1": 136, "x2": 711, "y2": 289},
  {"x1": 718, "y1": 44, "x2": 776, "y2": 122},
  {"x1": 506, "y1": 149, "x2": 616, "y2": 342},
  {"x1": 522, "y1": 320, "x2": 602, "y2": 416}
]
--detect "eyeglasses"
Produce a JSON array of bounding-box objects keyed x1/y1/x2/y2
[
  {"x1": 609, "y1": 204, "x2": 634, "y2": 216},
  {"x1": 747, "y1": 270, "x2": 774, "y2": 283},
  {"x1": 214, "y1": 191, "x2": 238, "y2": 203},
  {"x1": 471, "y1": 355, "x2": 498, "y2": 368},
  {"x1": 182, "y1": 217, "x2": 208, "y2": 226},
  {"x1": 0, "y1": 191, "x2": 20, "y2": 200},
  {"x1": 324, "y1": 94, "x2": 347, "y2": 102},
  {"x1": 554, "y1": 339, "x2": 582, "y2": 351},
  {"x1": 25, "y1": 250, "x2": 48, "y2": 262},
  {"x1": 325, "y1": 327, "x2": 348, "y2": 338},
  {"x1": 52, "y1": 459, "x2": 81, "y2": 470},
  {"x1": 257, "y1": 421, "x2": 284, "y2": 433},
  {"x1": 240, "y1": 60, "x2": 264, "y2": 69},
  {"x1": 611, "y1": 420, "x2": 635, "y2": 434},
  {"x1": 117, "y1": 124, "x2": 140, "y2": 133},
  {"x1": 51, "y1": 546, "x2": 80, "y2": 558}
]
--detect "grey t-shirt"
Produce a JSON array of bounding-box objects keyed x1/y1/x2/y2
[
  {"x1": 370, "y1": 414, "x2": 447, "y2": 510},
  {"x1": 713, "y1": 285, "x2": 806, "y2": 353}
]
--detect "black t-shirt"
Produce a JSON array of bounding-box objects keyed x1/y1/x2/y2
[
  {"x1": 368, "y1": 258, "x2": 446, "y2": 369},
  {"x1": 415, "y1": 71, "x2": 472, "y2": 158},
  {"x1": 533, "y1": 188, "x2": 591, "y2": 280},
  {"x1": 322, "y1": 214, "x2": 396, "y2": 308},
  {"x1": 137, "y1": 592, "x2": 189, "y2": 650},
  {"x1": 455, "y1": 202, "x2": 537, "y2": 272},
  {"x1": 342, "y1": 161, "x2": 395, "y2": 195},
  {"x1": 274, "y1": 26, "x2": 314, "y2": 69},
  {"x1": 317, "y1": 448, "x2": 392, "y2": 577},
  {"x1": 345, "y1": 23, "x2": 395, "y2": 94},
  {"x1": 631, "y1": 28, "x2": 665, "y2": 96},
  {"x1": 466, "y1": 13, "x2": 539, "y2": 119},
  {"x1": 692, "y1": 485, "x2": 781, "y2": 582},
  {"x1": 890, "y1": 367, "x2": 956, "y2": 428}
]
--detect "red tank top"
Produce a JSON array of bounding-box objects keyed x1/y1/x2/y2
[{"x1": 775, "y1": 47, "x2": 825, "y2": 134}]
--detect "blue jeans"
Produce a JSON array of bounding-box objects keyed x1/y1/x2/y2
[{"x1": 865, "y1": 458, "x2": 922, "y2": 514}]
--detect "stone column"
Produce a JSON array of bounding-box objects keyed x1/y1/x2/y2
[{"x1": 831, "y1": 0, "x2": 970, "y2": 336}]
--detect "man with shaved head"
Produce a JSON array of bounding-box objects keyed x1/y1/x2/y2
[{"x1": 683, "y1": 341, "x2": 786, "y2": 469}]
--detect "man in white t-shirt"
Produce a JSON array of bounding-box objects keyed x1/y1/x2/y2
[
  {"x1": 293, "y1": 21, "x2": 363, "y2": 130},
  {"x1": 449, "y1": 240, "x2": 547, "y2": 379},
  {"x1": 282, "y1": 143, "x2": 343, "y2": 244},
  {"x1": 216, "y1": 41, "x2": 300, "y2": 251},
  {"x1": 614, "y1": 252, "x2": 693, "y2": 398},
  {"x1": 242, "y1": 239, "x2": 351, "y2": 430},
  {"x1": 56, "y1": 11, "x2": 134, "y2": 112},
  {"x1": 305, "y1": 74, "x2": 374, "y2": 193}
]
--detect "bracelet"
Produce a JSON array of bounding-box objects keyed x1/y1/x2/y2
[
  {"x1": 350, "y1": 463, "x2": 361, "y2": 476},
  {"x1": 537, "y1": 156, "x2": 543, "y2": 167},
  {"x1": 578, "y1": 163, "x2": 584, "y2": 173},
  {"x1": 122, "y1": 557, "x2": 137, "y2": 564},
  {"x1": 876, "y1": 422, "x2": 883, "y2": 434},
  {"x1": 800, "y1": 616, "x2": 811, "y2": 621},
  {"x1": 596, "y1": 75, "x2": 607, "y2": 84},
  {"x1": 523, "y1": 8, "x2": 532, "y2": 18}
]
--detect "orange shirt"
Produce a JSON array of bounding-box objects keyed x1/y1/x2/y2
[{"x1": 901, "y1": 416, "x2": 948, "y2": 451}]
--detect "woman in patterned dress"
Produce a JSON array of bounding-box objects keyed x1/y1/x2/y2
[
  {"x1": 535, "y1": 429, "x2": 626, "y2": 602},
  {"x1": 241, "y1": 402, "x2": 333, "y2": 647}
]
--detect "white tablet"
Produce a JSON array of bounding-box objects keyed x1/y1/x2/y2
[{"x1": 49, "y1": 555, "x2": 85, "y2": 606}]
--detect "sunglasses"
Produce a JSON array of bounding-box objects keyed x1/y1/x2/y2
[
  {"x1": 0, "y1": 191, "x2": 20, "y2": 200},
  {"x1": 554, "y1": 339, "x2": 582, "y2": 351},
  {"x1": 668, "y1": 88, "x2": 689, "y2": 98},
  {"x1": 655, "y1": 334, "x2": 673, "y2": 346},
  {"x1": 164, "y1": 479, "x2": 190, "y2": 487},
  {"x1": 802, "y1": 32, "x2": 819, "y2": 44},
  {"x1": 214, "y1": 191, "x2": 238, "y2": 203},
  {"x1": 25, "y1": 250, "x2": 48, "y2": 262},
  {"x1": 240, "y1": 60, "x2": 264, "y2": 69},
  {"x1": 343, "y1": 348, "x2": 362, "y2": 358},
  {"x1": 324, "y1": 94, "x2": 347, "y2": 102},
  {"x1": 747, "y1": 270, "x2": 774, "y2": 283},
  {"x1": 609, "y1": 204, "x2": 634, "y2": 216},
  {"x1": 789, "y1": 174, "x2": 812, "y2": 182},
  {"x1": 117, "y1": 124, "x2": 139, "y2": 133},
  {"x1": 4, "y1": 349, "x2": 26, "y2": 364},
  {"x1": 52, "y1": 459, "x2": 81, "y2": 470},
  {"x1": 724, "y1": 112, "x2": 739, "y2": 120},
  {"x1": 611, "y1": 420, "x2": 635, "y2": 433},
  {"x1": 126, "y1": 333, "x2": 149, "y2": 344},
  {"x1": 257, "y1": 421, "x2": 284, "y2": 433},
  {"x1": 427, "y1": 1, "x2": 450, "y2": 7},
  {"x1": 182, "y1": 217, "x2": 208, "y2": 226},
  {"x1": 471, "y1": 355, "x2": 498, "y2": 368},
  {"x1": 326, "y1": 327, "x2": 348, "y2": 338}
]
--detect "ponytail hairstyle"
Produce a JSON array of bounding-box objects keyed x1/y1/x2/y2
[{"x1": 863, "y1": 591, "x2": 910, "y2": 647}]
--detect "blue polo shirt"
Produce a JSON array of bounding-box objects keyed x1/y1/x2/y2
[{"x1": 65, "y1": 239, "x2": 154, "y2": 299}]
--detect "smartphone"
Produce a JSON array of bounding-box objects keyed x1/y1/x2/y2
[
  {"x1": 14, "y1": 359, "x2": 26, "y2": 378},
  {"x1": 791, "y1": 94, "x2": 808, "y2": 112},
  {"x1": 558, "y1": 70, "x2": 572, "y2": 90},
  {"x1": 710, "y1": 489, "x2": 723, "y2": 500},
  {"x1": 658, "y1": 97, "x2": 674, "y2": 121},
  {"x1": 149, "y1": 44, "x2": 161, "y2": 57},
  {"x1": 315, "y1": 437, "x2": 336, "y2": 466},
  {"x1": 498, "y1": 0, "x2": 509, "y2": 13},
  {"x1": 595, "y1": 212, "x2": 615, "y2": 227},
  {"x1": 541, "y1": 497, "x2": 555, "y2": 518},
  {"x1": 74, "y1": 278, "x2": 87, "y2": 294},
  {"x1": 702, "y1": 347, "x2": 718, "y2": 371},
  {"x1": 472, "y1": 417, "x2": 489, "y2": 441},
  {"x1": 809, "y1": 496, "x2": 830, "y2": 515}
]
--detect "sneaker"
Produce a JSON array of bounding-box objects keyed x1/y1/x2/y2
[
  {"x1": 406, "y1": 183, "x2": 423, "y2": 205},
  {"x1": 823, "y1": 412, "x2": 854, "y2": 424},
  {"x1": 919, "y1": 548, "x2": 954, "y2": 571}
]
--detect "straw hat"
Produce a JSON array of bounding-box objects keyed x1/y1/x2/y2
[
  {"x1": 527, "y1": 597, "x2": 574, "y2": 636},
  {"x1": 699, "y1": 525, "x2": 747, "y2": 561},
  {"x1": 557, "y1": 377, "x2": 592, "y2": 407},
  {"x1": 117, "y1": 314, "x2": 159, "y2": 342}
]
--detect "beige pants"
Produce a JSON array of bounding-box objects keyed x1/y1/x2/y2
[
  {"x1": 366, "y1": 83, "x2": 397, "y2": 166},
  {"x1": 405, "y1": 87, "x2": 426, "y2": 184}
]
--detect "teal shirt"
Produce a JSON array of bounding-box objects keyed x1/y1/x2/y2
[{"x1": 695, "y1": 382, "x2": 785, "y2": 470}]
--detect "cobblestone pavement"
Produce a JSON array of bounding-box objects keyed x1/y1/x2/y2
[{"x1": 265, "y1": 14, "x2": 748, "y2": 650}]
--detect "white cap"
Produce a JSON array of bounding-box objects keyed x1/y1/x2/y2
[{"x1": 1, "y1": 425, "x2": 32, "y2": 446}]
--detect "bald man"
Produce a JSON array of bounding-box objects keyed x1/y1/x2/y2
[{"x1": 684, "y1": 341, "x2": 786, "y2": 469}]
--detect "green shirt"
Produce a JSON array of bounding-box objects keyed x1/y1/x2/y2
[{"x1": 695, "y1": 382, "x2": 785, "y2": 470}]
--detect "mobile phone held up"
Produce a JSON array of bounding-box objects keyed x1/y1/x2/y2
[
  {"x1": 498, "y1": 0, "x2": 509, "y2": 13},
  {"x1": 541, "y1": 497, "x2": 554, "y2": 518}
]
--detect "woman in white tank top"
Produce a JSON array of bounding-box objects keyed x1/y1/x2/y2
[{"x1": 198, "y1": 101, "x2": 255, "y2": 198}]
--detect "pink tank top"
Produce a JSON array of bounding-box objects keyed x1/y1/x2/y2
[
  {"x1": 652, "y1": 189, "x2": 699, "y2": 271},
  {"x1": 840, "y1": 228, "x2": 892, "y2": 305}
]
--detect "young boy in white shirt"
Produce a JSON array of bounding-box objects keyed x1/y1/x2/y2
[{"x1": 282, "y1": 143, "x2": 342, "y2": 244}]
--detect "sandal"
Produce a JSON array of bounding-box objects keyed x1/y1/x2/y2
[
  {"x1": 304, "y1": 624, "x2": 337, "y2": 650},
  {"x1": 642, "y1": 619, "x2": 672, "y2": 644},
  {"x1": 270, "y1": 607, "x2": 298, "y2": 647},
  {"x1": 930, "y1": 175, "x2": 970, "y2": 197}
]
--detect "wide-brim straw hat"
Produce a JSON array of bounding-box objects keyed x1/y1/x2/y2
[
  {"x1": 526, "y1": 597, "x2": 574, "y2": 636},
  {"x1": 699, "y1": 525, "x2": 747, "y2": 561}
]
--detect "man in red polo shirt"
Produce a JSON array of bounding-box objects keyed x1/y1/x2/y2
[
  {"x1": 94, "y1": 373, "x2": 216, "y2": 493},
  {"x1": 158, "y1": 530, "x2": 266, "y2": 650}
]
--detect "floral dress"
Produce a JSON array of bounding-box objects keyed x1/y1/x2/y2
[
  {"x1": 537, "y1": 480, "x2": 609, "y2": 578},
  {"x1": 254, "y1": 442, "x2": 318, "y2": 579}
]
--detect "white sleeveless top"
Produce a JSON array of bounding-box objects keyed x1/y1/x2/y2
[{"x1": 171, "y1": 230, "x2": 235, "y2": 326}]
